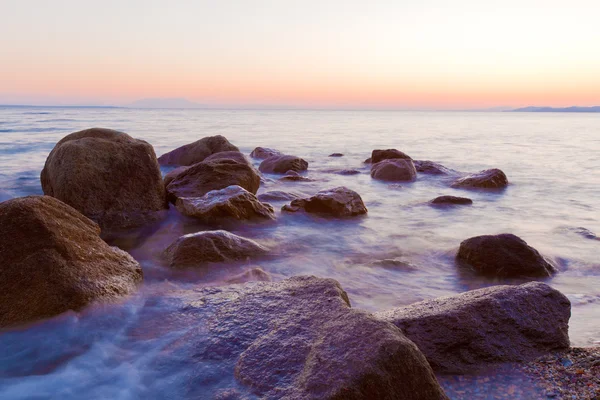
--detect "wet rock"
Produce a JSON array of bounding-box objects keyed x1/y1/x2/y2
[
  {"x1": 158, "y1": 135, "x2": 239, "y2": 166},
  {"x1": 163, "y1": 166, "x2": 190, "y2": 186},
  {"x1": 561, "y1": 226, "x2": 599, "y2": 240},
  {"x1": 337, "y1": 169, "x2": 361, "y2": 175},
  {"x1": 282, "y1": 186, "x2": 367, "y2": 217},
  {"x1": 0, "y1": 196, "x2": 142, "y2": 328},
  {"x1": 259, "y1": 155, "x2": 308, "y2": 174},
  {"x1": 414, "y1": 160, "x2": 456, "y2": 175},
  {"x1": 250, "y1": 147, "x2": 282, "y2": 160},
  {"x1": 375, "y1": 282, "x2": 571, "y2": 374},
  {"x1": 166, "y1": 155, "x2": 260, "y2": 201},
  {"x1": 225, "y1": 267, "x2": 272, "y2": 284},
  {"x1": 167, "y1": 276, "x2": 447, "y2": 399},
  {"x1": 364, "y1": 157, "x2": 372, "y2": 164},
  {"x1": 329, "y1": 153, "x2": 344, "y2": 157},
  {"x1": 371, "y1": 159, "x2": 417, "y2": 182},
  {"x1": 279, "y1": 174, "x2": 314, "y2": 182},
  {"x1": 40, "y1": 128, "x2": 167, "y2": 230},
  {"x1": 371, "y1": 149, "x2": 412, "y2": 164},
  {"x1": 164, "y1": 230, "x2": 268, "y2": 268},
  {"x1": 451, "y1": 168, "x2": 508, "y2": 189},
  {"x1": 457, "y1": 233, "x2": 557, "y2": 278},
  {"x1": 257, "y1": 190, "x2": 303, "y2": 202},
  {"x1": 175, "y1": 185, "x2": 275, "y2": 222},
  {"x1": 203, "y1": 150, "x2": 251, "y2": 164},
  {"x1": 430, "y1": 195, "x2": 473, "y2": 206}
]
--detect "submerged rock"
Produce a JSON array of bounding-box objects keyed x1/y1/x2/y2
[
  {"x1": 257, "y1": 190, "x2": 304, "y2": 202},
  {"x1": 329, "y1": 153, "x2": 344, "y2": 157},
  {"x1": 0, "y1": 196, "x2": 142, "y2": 328},
  {"x1": 225, "y1": 267, "x2": 272, "y2": 284},
  {"x1": 364, "y1": 157, "x2": 372, "y2": 164},
  {"x1": 371, "y1": 159, "x2": 417, "y2": 182},
  {"x1": 250, "y1": 147, "x2": 282, "y2": 160},
  {"x1": 457, "y1": 233, "x2": 557, "y2": 278},
  {"x1": 282, "y1": 186, "x2": 367, "y2": 217},
  {"x1": 40, "y1": 127, "x2": 167, "y2": 230},
  {"x1": 166, "y1": 155, "x2": 260, "y2": 201},
  {"x1": 371, "y1": 149, "x2": 412, "y2": 164},
  {"x1": 376, "y1": 282, "x2": 571, "y2": 374},
  {"x1": 164, "y1": 230, "x2": 268, "y2": 268},
  {"x1": 430, "y1": 195, "x2": 473, "y2": 206},
  {"x1": 337, "y1": 169, "x2": 361, "y2": 175},
  {"x1": 259, "y1": 155, "x2": 308, "y2": 174},
  {"x1": 414, "y1": 160, "x2": 456, "y2": 175},
  {"x1": 451, "y1": 168, "x2": 508, "y2": 189},
  {"x1": 167, "y1": 276, "x2": 447, "y2": 399},
  {"x1": 158, "y1": 135, "x2": 239, "y2": 166},
  {"x1": 175, "y1": 185, "x2": 275, "y2": 222}
]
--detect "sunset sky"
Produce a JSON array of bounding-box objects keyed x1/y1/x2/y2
[{"x1": 1, "y1": 0, "x2": 599, "y2": 109}]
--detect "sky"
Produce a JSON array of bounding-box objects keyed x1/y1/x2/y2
[{"x1": 1, "y1": 0, "x2": 599, "y2": 109}]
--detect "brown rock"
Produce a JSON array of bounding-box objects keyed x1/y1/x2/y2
[
  {"x1": 259, "y1": 155, "x2": 308, "y2": 174},
  {"x1": 158, "y1": 135, "x2": 239, "y2": 166},
  {"x1": 375, "y1": 282, "x2": 571, "y2": 374},
  {"x1": 257, "y1": 191, "x2": 304, "y2": 202},
  {"x1": 249, "y1": 147, "x2": 282, "y2": 159},
  {"x1": 40, "y1": 128, "x2": 167, "y2": 231},
  {"x1": 371, "y1": 149, "x2": 412, "y2": 164},
  {"x1": 371, "y1": 159, "x2": 417, "y2": 182},
  {"x1": 282, "y1": 186, "x2": 367, "y2": 217},
  {"x1": 430, "y1": 195, "x2": 473, "y2": 206},
  {"x1": 225, "y1": 267, "x2": 272, "y2": 284},
  {"x1": 451, "y1": 168, "x2": 508, "y2": 189},
  {"x1": 414, "y1": 160, "x2": 456, "y2": 175},
  {"x1": 0, "y1": 196, "x2": 142, "y2": 328}
]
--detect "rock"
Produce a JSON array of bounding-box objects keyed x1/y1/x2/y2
[
  {"x1": 279, "y1": 174, "x2": 314, "y2": 182},
  {"x1": 371, "y1": 149, "x2": 412, "y2": 164},
  {"x1": 250, "y1": 147, "x2": 282, "y2": 160},
  {"x1": 166, "y1": 276, "x2": 447, "y2": 399},
  {"x1": 164, "y1": 230, "x2": 268, "y2": 268},
  {"x1": 0, "y1": 196, "x2": 143, "y2": 328},
  {"x1": 175, "y1": 185, "x2": 275, "y2": 222},
  {"x1": 371, "y1": 159, "x2": 417, "y2": 182},
  {"x1": 225, "y1": 267, "x2": 272, "y2": 284},
  {"x1": 259, "y1": 155, "x2": 308, "y2": 174},
  {"x1": 414, "y1": 160, "x2": 455, "y2": 175},
  {"x1": 451, "y1": 168, "x2": 508, "y2": 189},
  {"x1": 430, "y1": 196, "x2": 473, "y2": 206},
  {"x1": 337, "y1": 169, "x2": 361, "y2": 175},
  {"x1": 163, "y1": 166, "x2": 190, "y2": 186},
  {"x1": 456, "y1": 233, "x2": 557, "y2": 278},
  {"x1": 203, "y1": 150, "x2": 251, "y2": 164},
  {"x1": 158, "y1": 135, "x2": 239, "y2": 166},
  {"x1": 257, "y1": 191, "x2": 303, "y2": 202},
  {"x1": 282, "y1": 186, "x2": 367, "y2": 217},
  {"x1": 40, "y1": 128, "x2": 167, "y2": 230},
  {"x1": 364, "y1": 157, "x2": 372, "y2": 164},
  {"x1": 166, "y1": 155, "x2": 260, "y2": 202},
  {"x1": 329, "y1": 153, "x2": 344, "y2": 157},
  {"x1": 375, "y1": 282, "x2": 571, "y2": 374}
]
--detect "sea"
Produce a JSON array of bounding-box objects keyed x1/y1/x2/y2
[{"x1": 0, "y1": 107, "x2": 599, "y2": 399}]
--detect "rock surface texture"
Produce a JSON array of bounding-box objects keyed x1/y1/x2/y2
[
  {"x1": 371, "y1": 159, "x2": 417, "y2": 182},
  {"x1": 164, "y1": 230, "x2": 268, "y2": 268},
  {"x1": 451, "y1": 168, "x2": 508, "y2": 189},
  {"x1": 371, "y1": 149, "x2": 412, "y2": 164},
  {"x1": 250, "y1": 147, "x2": 282, "y2": 159},
  {"x1": 40, "y1": 128, "x2": 167, "y2": 230},
  {"x1": 0, "y1": 196, "x2": 142, "y2": 328},
  {"x1": 430, "y1": 196, "x2": 473, "y2": 206},
  {"x1": 259, "y1": 155, "x2": 309, "y2": 174},
  {"x1": 414, "y1": 160, "x2": 456, "y2": 175},
  {"x1": 158, "y1": 135, "x2": 239, "y2": 166},
  {"x1": 257, "y1": 190, "x2": 304, "y2": 202},
  {"x1": 175, "y1": 185, "x2": 275, "y2": 222},
  {"x1": 456, "y1": 233, "x2": 557, "y2": 278},
  {"x1": 376, "y1": 282, "x2": 571, "y2": 374},
  {"x1": 282, "y1": 186, "x2": 368, "y2": 217}
]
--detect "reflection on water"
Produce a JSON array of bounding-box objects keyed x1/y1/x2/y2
[{"x1": 0, "y1": 107, "x2": 599, "y2": 398}]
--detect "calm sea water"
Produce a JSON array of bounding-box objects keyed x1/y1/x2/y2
[{"x1": 1, "y1": 107, "x2": 599, "y2": 399}]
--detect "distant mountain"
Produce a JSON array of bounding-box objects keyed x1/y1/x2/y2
[
  {"x1": 510, "y1": 106, "x2": 600, "y2": 113},
  {"x1": 128, "y1": 98, "x2": 203, "y2": 109}
]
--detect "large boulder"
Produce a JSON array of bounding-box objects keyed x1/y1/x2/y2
[
  {"x1": 375, "y1": 282, "x2": 571, "y2": 374},
  {"x1": 0, "y1": 196, "x2": 143, "y2": 328},
  {"x1": 40, "y1": 128, "x2": 167, "y2": 230},
  {"x1": 166, "y1": 155, "x2": 260, "y2": 202},
  {"x1": 175, "y1": 185, "x2": 275, "y2": 222},
  {"x1": 371, "y1": 149, "x2": 412, "y2": 164},
  {"x1": 164, "y1": 230, "x2": 268, "y2": 268},
  {"x1": 282, "y1": 186, "x2": 367, "y2": 217},
  {"x1": 259, "y1": 155, "x2": 308, "y2": 174},
  {"x1": 158, "y1": 135, "x2": 239, "y2": 166},
  {"x1": 451, "y1": 168, "x2": 508, "y2": 189},
  {"x1": 250, "y1": 147, "x2": 282, "y2": 159},
  {"x1": 163, "y1": 276, "x2": 448, "y2": 399},
  {"x1": 457, "y1": 233, "x2": 557, "y2": 278},
  {"x1": 371, "y1": 159, "x2": 417, "y2": 182}
]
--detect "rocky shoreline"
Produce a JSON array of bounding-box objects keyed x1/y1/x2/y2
[{"x1": 0, "y1": 127, "x2": 596, "y2": 399}]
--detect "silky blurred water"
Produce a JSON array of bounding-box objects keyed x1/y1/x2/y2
[{"x1": 0, "y1": 106, "x2": 599, "y2": 399}]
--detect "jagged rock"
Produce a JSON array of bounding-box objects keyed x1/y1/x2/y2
[
  {"x1": 250, "y1": 147, "x2": 282, "y2": 160},
  {"x1": 0, "y1": 196, "x2": 142, "y2": 328},
  {"x1": 257, "y1": 191, "x2": 304, "y2": 202},
  {"x1": 40, "y1": 128, "x2": 167, "y2": 230},
  {"x1": 259, "y1": 155, "x2": 308, "y2": 174},
  {"x1": 375, "y1": 282, "x2": 571, "y2": 374},
  {"x1": 164, "y1": 230, "x2": 268, "y2": 268},
  {"x1": 430, "y1": 196, "x2": 473, "y2": 206},
  {"x1": 456, "y1": 233, "x2": 557, "y2": 278},
  {"x1": 451, "y1": 168, "x2": 508, "y2": 189},
  {"x1": 175, "y1": 185, "x2": 275, "y2": 222},
  {"x1": 414, "y1": 160, "x2": 456, "y2": 175},
  {"x1": 371, "y1": 159, "x2": 417, "y2": 182},
  {"x1": 158, "y1": 135, "x2": 239, "y2": 166},
  {"x1": 282, "y1": 186, "x2": 367, "y2": 217},
  {"x1": 371, "y1": 149, "x2": 412, "y2": 164}
]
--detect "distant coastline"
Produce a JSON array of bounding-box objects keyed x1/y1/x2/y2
[{"x1": 510, "y1": 106, "x2": 600, "y2": 113}]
